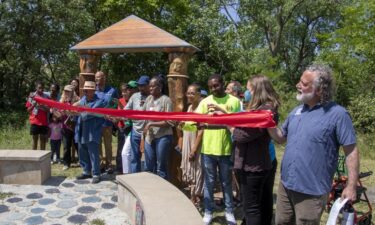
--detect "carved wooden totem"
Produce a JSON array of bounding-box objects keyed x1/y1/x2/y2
[
  {"x1": 167, "y1": 52, "x2": 191, "y2": 187},
  {"x1": 78, "y1": 53, "x2": 101, "y2": 96},
  {"x1": 167, "y1": 52, "x2": 190, "y2": 112}
]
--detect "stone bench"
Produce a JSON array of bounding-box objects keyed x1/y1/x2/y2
[
  {"x1": 0, "y1": 150, "x2": 51, "y2": 185},
  {"x1": 117, "y1": 172, "x2": 203, "y2": 225}
]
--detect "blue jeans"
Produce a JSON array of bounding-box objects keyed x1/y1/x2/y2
[
  {"x1": 78, "y1": 141, "x2": 100, "y2": 176},
  {"x1": 201, "y1": 154, "x2": 234, "y2": 214},
  {"x1": 144, "y1": 135, "x2": 172, "y2": 179},
  {"x1": 129, "y1": 130, "x2": 142, "y2": 173}
]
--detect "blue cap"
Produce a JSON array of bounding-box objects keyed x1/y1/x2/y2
[
  {"x1": 137, "y1": 75, "x2": 150, "y2": 86},
  {"x1": 200, "y1": 89, "x2": 208, "y2": 97}
]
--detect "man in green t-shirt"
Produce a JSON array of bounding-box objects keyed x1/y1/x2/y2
[{"x1": 196, "y1": 74, "x2": 240, "y2": 225}]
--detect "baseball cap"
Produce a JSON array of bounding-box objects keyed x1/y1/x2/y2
[
  {"x1": 63, "y1": 85, "x2": 74, "y2": 92},
  {"x1": 200, "y1": 89, "x2": 208, "y2": 97},
  {"x1": 137, "y1": 75, "x2": 150, "y2": 86},
  {"x1": 127, "y1": 80, "x2": 138, "y2": 88}
]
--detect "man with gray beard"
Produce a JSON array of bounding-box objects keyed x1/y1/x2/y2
[{"x1": 268, "y1": 64, "x2": 359, "y2": 225}]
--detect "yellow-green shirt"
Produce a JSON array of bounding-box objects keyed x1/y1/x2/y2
[{"x1": 195, "y1": 94, "x2": 241, "y2": 156}]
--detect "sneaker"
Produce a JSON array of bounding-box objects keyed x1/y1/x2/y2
[
  {"x1": 50, "y1": 161, "x2": 54, "y2": 165},
  {"x1": 202, "y1": 212, "x2": 213, "y2": 225},
  {"x1": 76, "y1": 174, "x2": 92, "y2": 180},
  {"x1": 225, "y1": 212, "x2": 236, "y2": 225},
  {"x1": 62, "y1": 165, "x2": 69, "y2": 171},
  {"x1": 91, "y1": 176, "x2": 100, "y2": 184}
]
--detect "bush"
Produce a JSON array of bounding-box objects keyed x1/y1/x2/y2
[
  {"x1": 348, "y1": 94, "x2": 375, "y2": 133},
  {"x1": 0, "y1": 110, "x2": 28, "y2": 129}
]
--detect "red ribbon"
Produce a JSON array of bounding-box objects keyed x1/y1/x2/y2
[{"x1": 34, "y1": 96, "x2": 276, "y2": 128}]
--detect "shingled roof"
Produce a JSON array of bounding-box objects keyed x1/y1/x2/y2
[{"x1": 71, "y1": 15, "x2": 199, "y2": 54}]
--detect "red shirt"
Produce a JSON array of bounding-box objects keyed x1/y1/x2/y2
[
  {"x1": 25, "y1": 93, "x2": 49, "y2": 126},
  {"x1": 117, "y1": 98, "x2": 127, "y2": 128}
]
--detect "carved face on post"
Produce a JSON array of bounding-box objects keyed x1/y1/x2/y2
[
  {"x1": 79, "y1": 54, "x2": 98, "y2": 74},
  {"x1": 168, "y1": 53, "x2": 189, "y2": 75}
]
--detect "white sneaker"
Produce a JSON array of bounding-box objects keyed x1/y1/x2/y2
[
  {"x1": 225, "y1": 212, "x2": 236, "y2": 224},
  {"x1": 202, "y1": 212, "x2": 213, "y2": 225},
  {"x1": 62, "y1": 166, "x2": 69, "y2": 171}
]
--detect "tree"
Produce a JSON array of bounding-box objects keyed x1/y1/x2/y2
[
  {"x1": 0, "y1": 0, "x2": 93, "y2": 108},
  {"x1": 317, "y1": 0, "x2": 375, "y2": 106}
]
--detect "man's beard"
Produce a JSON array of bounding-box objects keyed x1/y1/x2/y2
[{"x1": 296, "y1": 91, "x2": 315, "y2": 103}]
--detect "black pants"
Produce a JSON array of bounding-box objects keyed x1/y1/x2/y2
[
  {"x1": 50, "y1": 139, "x2": 61, "y2": 161},
  {"x1": 62, "y1": 129, "x2": 77, "y2": 167},
  {"x1": 262, "y1": 159, "x2": 277, "y2": 225},
  {"x1": 240, "y1": 159, "x2": 277, "y2": 225}
]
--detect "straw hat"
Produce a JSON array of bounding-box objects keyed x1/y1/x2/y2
[{"x1": 83, "y1": 81, "x2": 96, "y2": 90}]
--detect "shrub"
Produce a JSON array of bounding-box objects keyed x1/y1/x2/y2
[
  {"x1": 348, "y1": 94, "x2": 375, "y2": 133},
  {"x1": 274, "y1": 81, "x2": 299, "y2": 122},
  {"x1": 0, "y1": 110, "x2": 28, "y2": 129}
]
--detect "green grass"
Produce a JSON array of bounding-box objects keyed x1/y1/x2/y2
[
  {"x1": 1, "y1": 123, "x2": 374, "y2": 224},
  {"x1": 0, "y1": 192, "x2": 14, "y2": 200},
  {"x1": 89, "y1": 219, "x2": 106, "y2": 225}
]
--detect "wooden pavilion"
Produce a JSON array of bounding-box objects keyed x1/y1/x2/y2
[{"x1": 71, "y1": 15, "x2": 199, "y2": 186}]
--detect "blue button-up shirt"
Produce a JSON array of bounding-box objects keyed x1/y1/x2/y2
[
  {"x1": 96, "y1": 85, "x2": 118, "y2": 127},
  {"x1": 74, "y1": 94, "x2": 105, "y2": 144},
  {"x1": 281, "y1": 102, "x2": 356, "y2": 195}
]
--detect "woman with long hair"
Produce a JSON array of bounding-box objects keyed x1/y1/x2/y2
[
  {"x1": 60, "y1": 85, "x2": 80, "y2": 170},
  {"x1": 179, "y1": 83, "x2": 204, "y2": 205},
  {"x1": 229, "y1": 75, "x2": 280, "y2": 225}
]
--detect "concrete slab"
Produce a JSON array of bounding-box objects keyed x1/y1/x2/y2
[
  {"x1": 0, "y1": 150, "x2": 51, "y2": 185},
  {"x1": 117, "y1": 172, "x2": 203, "y2": 225}
]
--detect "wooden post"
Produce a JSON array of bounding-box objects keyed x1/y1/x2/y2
[
  {"x1": 78, "y1": 52, "x2": 101, "y2": 97},
  {"x1": 167, "y1": 52, "x2": 191, "y2": 187}
]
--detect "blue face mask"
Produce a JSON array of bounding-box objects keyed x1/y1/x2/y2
[{"x1": 244, "y1": 90, "x2": 252, "y2": 102}]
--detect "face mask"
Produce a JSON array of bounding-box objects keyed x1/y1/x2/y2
[{"x1": 244, "y1": 90, "x2": 252, "y2": 102}]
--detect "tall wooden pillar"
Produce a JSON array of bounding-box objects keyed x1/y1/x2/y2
[
  {"x1": 167, "y1": 52, "x2": 191, "y2": 187},
  {"x1": 78, "y1": 52, "x2": 101, "y2": 97}
]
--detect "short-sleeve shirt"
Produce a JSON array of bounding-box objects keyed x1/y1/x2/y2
[
  {"x1": 196, "y1": 94, "x2": 241, "y2": 156},
  {"x1": 281, "y1": 102, "x2": 356, "y2": 195},
  {"x1": 49, "y1": 122, "x2": 63, "y2": 140},
  {"x1": 143, "y1": 95, "x2": 174, "y2": 144},
  {"x1": 25, "y1": 93, "x2": 49, "y2": 126},
  {"x1": 118, "y1": 98, "x2": 127, "y2": 128},
  {"x1": 125, "y1": 92, "x2": 148, "y2": 134}
]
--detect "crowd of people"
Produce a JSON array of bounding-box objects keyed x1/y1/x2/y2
[{"x1": 26, "y1": 64, "x2": 359, "y2": 225}]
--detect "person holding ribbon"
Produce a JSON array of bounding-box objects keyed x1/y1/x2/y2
[
  {"x1": 60, "y1": 84, "x2": 80, "y2": 170},
  {"x1": 125, "y1": 75, "x2": 150, "y2": 173},
  {"x1": 228, "y1": 75, "x2": 280, "y2": 225},
  {"x1": 179, "y1": 83, "x2": 204, "y2": 205},
  {"x1": 26, "y1": 81, "x2": 50, "y2": 150},
  {"x1": 268, "y1": 64, "x2": 359, "y2": 225},
  {"x1": 95, "y1": 71, "x2": 119, "y2": 174},
  {"x1": 142, "y1": 76, "x2": 174, "y2": 179},
  {"x1": 197, "y1": 74, "x2": 241, "y2": 225},
  {"x1": 74, "y1": 81, "x2": 106, "y2": 184}
]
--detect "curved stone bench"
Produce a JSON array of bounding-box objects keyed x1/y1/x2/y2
[
  {"x1": 117, "y1": 172, "x2": 203, "y2": 225},
  {"x1": 0, "y1": 150, "x2": 51, "y2": 185}
]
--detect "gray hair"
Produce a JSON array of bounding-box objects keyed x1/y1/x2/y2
[{"x1": 306, "y1": 64, "x2": 335, "y2": 105}]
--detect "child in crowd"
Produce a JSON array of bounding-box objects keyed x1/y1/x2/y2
[{"x1": 49, "y1": 114, "x2": 63, "y2": 164}]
